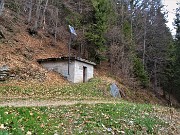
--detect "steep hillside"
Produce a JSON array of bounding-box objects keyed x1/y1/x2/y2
[
  {"x1": 0, "y1": 0, "x2": 179, "y2": 107},
  {"x1": 0, "y1": 7, "x2": 71, "y2": 84}
]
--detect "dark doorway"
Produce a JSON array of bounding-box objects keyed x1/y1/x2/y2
[{"x1": 83, "y1": 66, "x2": 87, "y2": 82}]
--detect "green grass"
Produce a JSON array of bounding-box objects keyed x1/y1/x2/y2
[
  {"x1": 0, "y1": 107, "x2": 48, "y2": 135},
  {"x1": 0, "y1": 78, "x2": 110, "y2": 99},
  {"x1": 0, "y1": 102, "x2": 167, "y2": 135}
]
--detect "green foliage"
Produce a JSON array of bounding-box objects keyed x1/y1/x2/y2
[
  {"x1": 160, "y1": 41, "x2": 175, "y2": 95},
  {"x1": 123, "y1": 20, "x2": 132, "y2": 40},
  {"x1": 133, "y1": 57, "x2": 149, "y2": 87},
  {"x1": 65, "y1": 12, "x2": 83, "y2": 28},
  {"x1": 5, "y1": 1, "x2": 20, "y2": 13},
  {"x1": 172, "y1": 5, "x2": 180, "y2": 102},
  {"x1": 85, "y1": 0, "x2": 113, "y2": 63}
]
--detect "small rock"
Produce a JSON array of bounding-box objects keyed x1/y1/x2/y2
[
  {"x1": 0, "y1": 65, "x2": 9, "y2": 71},
  {"x1": 107, "y1": 128, "x2": 112, "y2": 132}
]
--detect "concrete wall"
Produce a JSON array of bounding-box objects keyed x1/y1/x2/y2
[
  {"x1": 40, "y1": 60, "x2": 94, "y2": 83},
  {"x1": 74, "y1": 60, "x2": 94, "y2": 83},
  {"x1": 40, "y1": 61, "x2": 75, "y2": 82}
]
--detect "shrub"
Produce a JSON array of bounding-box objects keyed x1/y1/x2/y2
[{"x1": 133, "y1": 57, "x2": 149, "y2": 87}]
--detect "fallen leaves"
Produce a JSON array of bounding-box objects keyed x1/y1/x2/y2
[{"x1": 26, "y1": 131, "x2": 32, "y2": 135}]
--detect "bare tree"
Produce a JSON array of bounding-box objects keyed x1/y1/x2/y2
[
  {"x1": 54, "y1": 7, "x2": 58, "y2": 44},
  {"x1": 34, "y1": 0, "x2": 42, "y2": 30},
  {"x1": 40, "y1": 0, "x2": 49, "y2": 28},
  {"x1": 26, "y1": 0, "x2": 33, "y2": 23},
  {"x1": 143, "y1": 9, "x2": 147, "y2": 67},
  {"x1": 0, "y1": 0, "x2": 4, "y2": 16}
]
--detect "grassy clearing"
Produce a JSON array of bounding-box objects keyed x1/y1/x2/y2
[
  {"x1": 0, "y1": 77, "x2": 166, "y2": 105},
  {"x1": 0, "y1": 102, "x2": 169, "y2": 135},
  {"x1": 0, "y1": 78, "x2": 111, "y2": 99}
]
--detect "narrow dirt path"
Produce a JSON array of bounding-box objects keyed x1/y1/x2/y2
[{"x1": 0, "y1": 99, "x2": 120, "y2": 107}]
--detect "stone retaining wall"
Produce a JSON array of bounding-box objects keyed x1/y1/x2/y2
[{"x1": 0, "y1": 65, "x2": 10, "y2": 81}]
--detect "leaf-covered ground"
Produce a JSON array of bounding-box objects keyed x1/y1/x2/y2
[
  {"x1": 0, "y1": 78, "x2": 111, "y2": 100},
  {"x1": 0, "y1": 77, "x2": 167, "y2": 106},
  {"x1": 0, "y1": 102, "x2": 180, "y2": 135},
  {"x1": 0, "y1": 78, "x2": 179, "y2": 134}
]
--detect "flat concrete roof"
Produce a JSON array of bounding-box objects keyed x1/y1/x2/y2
[{"x1": 37, "y1": 57, "x2": 96, "y2": 66}]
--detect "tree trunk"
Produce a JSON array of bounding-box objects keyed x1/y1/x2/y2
[
  {"x1": 28, "y1": 0, "x2": 33, "y2": 23},
  {"x1": 40, "y1": 0, "x2": 49, "y2": 28},
  {"x1": 143, "y1": 13, "x2": 147, "y2": 68},
  {"x1": 154, "y1": 59, "x2": 158, "y2": 95},
  {"x1": 0, "y1": 0, "x2": 5, "y2": 16},
  {"x1": 34, "y1": 0, "x2": 42, "y2": 30},
  {"x1": 54, "y1": 8, "x2": 58, "y2": 45},
  {"x1": 121, "y1": 2, "x2": 124, "y2": 59},
  {"x1": 163, "y1": 89, "x2": 166, "y2": 98}
]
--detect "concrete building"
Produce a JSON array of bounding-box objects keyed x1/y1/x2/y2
[{"x1": 37, "y1": 57, "x2": 96, "y2": 83}]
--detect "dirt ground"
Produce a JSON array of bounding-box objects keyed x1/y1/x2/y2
[{"x1": 0, "y1": 99, "x2": 119, "y2": 107}]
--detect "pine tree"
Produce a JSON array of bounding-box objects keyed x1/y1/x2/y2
[
  {"x1": 85, "y1": 0, "x2": 112, "y2": 63},
  {"x1": 173, "y1": 3, "x2": 180, "y2": 102}
]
